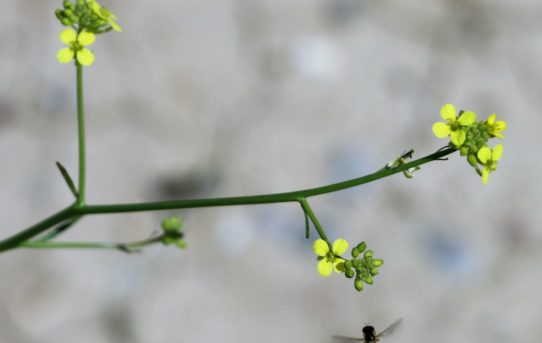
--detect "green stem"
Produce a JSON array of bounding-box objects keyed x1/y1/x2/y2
[
  {"x1": 0, "y1": 146, "x2": 455, "y2": 253},
  {"x1": 76, "y1": 63, "x2": 86, "y2": 206},
  {"x1": 298, "y1": 198, "x2": 328, "y2": 241},
  {"x1": 21, "y1": 235, "x2": 163, "y2": 253}
]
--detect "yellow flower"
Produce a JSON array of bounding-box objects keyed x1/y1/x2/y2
[
  {"x1": 88, "y1": 0, "x2": 122, "y2": 32},
  {"x1": 432, "y1": 103, "x2": 477, "y2": 147},
  {"x1": 56, "y1": 29, "x2": 96, "y2": 66},
  {"x1": 487, "y1": 114, "x2": 507, "y2": 138},
  {"x1": 477, "y1": 144, "x2": 503, "y2": 184},
  {"x1": 313, "y1": 238, "x2": 348, "y2": 277}
]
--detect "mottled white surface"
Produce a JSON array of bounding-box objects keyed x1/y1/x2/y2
[{"x1": 0, "y1": 0, "x2": 540, "y2": 342}]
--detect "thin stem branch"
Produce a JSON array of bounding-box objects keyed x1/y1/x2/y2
[
  {"x1": 298, "y1": 198, "x2": 329, "y2": 241},
  {"x1": 21, "y1": 235, "x2": 163, "y2": 253}
]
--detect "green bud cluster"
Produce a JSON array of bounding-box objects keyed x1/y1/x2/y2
[
  {"x1": 342, "y1": 241, "x2": 384, "y2": 292},
  {"x1": 458, "y1": 119, "x2": 502, "y2": 178},
  {"x1": 459, "y1": 122, "x2": 490, "y2": 157},
  {"x1": 160, "y1": 215, "x2": 187, "y2": 249},
  {"x1": 55, "y1": 0, "x2": 113, "y2": 34}
]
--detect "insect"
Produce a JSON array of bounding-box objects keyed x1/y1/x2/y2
[
  {"x1": 385, "y1": 149, "x2": 420, "y2": 178},
  {"x1": 332, "y1": 318, "x2": 403, "y2": 342},
  {"x1": 385, "y1": 149, "x2": 414, "y2": 169}
]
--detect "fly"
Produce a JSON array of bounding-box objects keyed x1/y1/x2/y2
[{"x1": 332, "y1": 318, "x2": 403, "y2": 342}]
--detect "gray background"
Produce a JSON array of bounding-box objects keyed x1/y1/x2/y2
[{"x1": 0, "y1": 0, "x2": 540, "y2": 342}]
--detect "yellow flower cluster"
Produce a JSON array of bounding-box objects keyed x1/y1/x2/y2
[
  {"x1": 432, "y1": 103, "x2": 506, "y2": 184},
  {"x1": 55, "y1": 0, "x2": 122, "y2": 67}
]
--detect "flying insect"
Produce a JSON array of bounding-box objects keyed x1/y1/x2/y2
[{"x1": 332, "y1": 318, "x2": 403, "y2": 342}]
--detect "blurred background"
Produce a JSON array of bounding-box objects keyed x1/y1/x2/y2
[{"x1": 0, "y1": 0, "x2": 540, "y2": 342}]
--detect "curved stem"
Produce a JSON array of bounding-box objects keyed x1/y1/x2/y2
[
  {"x1": 0, "y1": 146, "x2": 456, "y2": 253},
  {"x1": 76, "y1": 63, "x2": 86, "y2": 206}
]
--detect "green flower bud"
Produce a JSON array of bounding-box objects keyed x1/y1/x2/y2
[
  {"x1": 364, "y1": 250, "x2": 374, "y2": 258},
  {"x1": 354, "y1": 279, "x2": 363, "y2": 292},
  {"x1": 344, "y1": 260, "x2": 352, "y2": 269},
  {"x1": 176, "y1": 239, "x2": 187, "y2": 249},
  {"x1": 356, "y1": 242, "x2": 367, "y2": 252},
  {"x1": 459, "y1": 146, "x2": 469, "y2": 156},
  {"x1": 351, "y1": 248, "x2": 360, "y2": 258},
  {"x1": 64, "y1": 9, "x2": 73, "y2": 16},
  {"x1": 345, "y1": 269, "x2": 355, "y2": 279},
  {"x1": 370, "y1": 268, "x2": 379, "y2": 275},
  {"x1": 161, "y1": 215, "x2": 182, "y2": 232},
  {"x1": 63, "y1": 0, "x2": 74, "y2": 9},
  {"x1": 372, "y1": 259, "x2": 384, "y2": 267},
  {"x1": 162, "y1": 236, "x2": 174, "y2": 245},
  {"x1": 467, "y1": 154, "x2": 478, "y2": 167},
  {"x1": 352, "y1": 259, "x2": 361, "y2": 268},
  {"x1": 364, "y1": 276, "x2": 374, "y2": 285},
  {"x1": 61, "y1": 18, "x2": 72, "y2": 26},
  {"x1": 55, "y1": 9, "x2": 64, "y2": 20}
]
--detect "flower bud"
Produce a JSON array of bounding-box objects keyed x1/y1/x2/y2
[
  {"x1": 467, "y1": 154, "x2": 478, "y2": 167},
  {"x1": 354, "y1": 279, "x2": 363, "y2": 291},
  {"x1": 364, "y1": 250, "x2": 374, "y2": 258},
  {"x1": 345, "y1": 269, "x2": 355, "y2": 279},
  {"x1": 351, "y1": 248, "x2": 360, "y2": 258},
  {"x1": 162, "y1": 236, "x2": 174, "y2": 245},
  {"x1": 372, "y1": 259, "x2": 384, "y2": 267},
  {"x1": 364, "y1": 276, "x2": 374, "y2": 285},
  {"x1": 161, "y1": 215, "x2": 182, "y2": 232},
  {"x1": 370, "y1": 268, "x2": 379, "y2": 275},
  {"x1": 63, "y1": 0, "x2": 74, "y2": 9},
  {"x1": 176, "y1": 240, "x2": 187, "y2": 249},
  {"x1": 55, "y1": 9, "x2": 64, "y2": 20},
  {"x1": 356, "y1": 242, "x2": 367, "y2": 252}
]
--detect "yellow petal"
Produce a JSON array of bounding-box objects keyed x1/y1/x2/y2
[
  {"x1": 76, "y1": 49, "x2": 95, "y2": 66},
  {"x1": 78, "y1": 31, "x2": 96, "y2": 46},
  {"x1": 492, "y1": 144, "x2": 503, "y2": 161},
  {"x1": 477, "y1": 146, "x2": 491, "y2": 163},
  {"x1": 317, "y1": 259, "x2": 333, "y2": 277},
  {"x1": 89, "y1": 1, "x2": 101, "y2": 13},
  {"x1": 432, "y1": 122, "x2": 451, "y2": 138},
  {"x1": 332, "y1": 238, "x2": 349, "y2": 255},
  {"x1": 313, "y1": 239, "x2": 329, "y2": 257},
  {"x1": 482, "y1": 168, "x2": 489, "y2": 184},
  {"x1": 495, "y1": 120, "x2": 507, "y2": 132},
  {"x1": 57, "y1": 48, "x2": 74, "y2": 63},
  {"x1": 109, "y1": 19, "x2": 123, "y2": 32},
  {"x1": 450, "y1": 129, "x2": 466, "y2": 146},
  {"x1": 457, "y1": 111, "x2": 477, "y2": 126},
  {"x1": 59, "y1": 28, "x2": 76, "y2": 44},
  {"x1": 487, "y1": 114, "x2": 496, "y2": 125},
  {"x1": 440, "y1": 103, "x2": 457, "y2": 122}
]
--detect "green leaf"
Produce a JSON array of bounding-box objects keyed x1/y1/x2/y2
[{"x1": 56, "y1": 161, "x2": 78, "y2": 198}]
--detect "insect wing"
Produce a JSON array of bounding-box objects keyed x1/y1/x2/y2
[
  {"x1": 331, "y1": 335, "x2": 363, "y2": 342},
  {"x1": 375, "y1": 318, "x2": 403, "y2": 339}
]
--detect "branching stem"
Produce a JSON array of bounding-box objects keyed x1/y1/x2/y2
[{"x1": 0, "y1": 146, "x2": 455, "y2": 253}]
